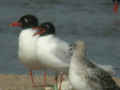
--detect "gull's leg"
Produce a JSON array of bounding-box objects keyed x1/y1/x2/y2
[
  {"x1": 43, "y1": 72, "x2": 47, "y2": 87},
  {"x1": 54, "y1": 73, "x2": 59, "y2": 90},
  {"x1": 59, "y1": 72, "x2": 64, "y2": 90},
  {"x1": 55, "y1": 74, "x2": 58, "y2": 84},
  {"x1": 29, "y1": 70, "x2": 36, "y2": 87},
  {"x1": 55, "y1": 72, "x2": 59, "y2": 84}
]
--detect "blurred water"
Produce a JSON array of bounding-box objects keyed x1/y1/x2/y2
[{"x1": 0, "y1": 0, "x2": 120, "y2": 77}]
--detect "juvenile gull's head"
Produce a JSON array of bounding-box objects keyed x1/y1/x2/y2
[{"x1": 72, "y1": 40, "x2": 87, "y2": 58}]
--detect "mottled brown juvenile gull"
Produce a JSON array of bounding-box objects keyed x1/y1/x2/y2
[{"x1": 69, "y1": 40, "x2": 120, "y2": 90}]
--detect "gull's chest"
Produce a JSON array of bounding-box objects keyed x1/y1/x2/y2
[
  {"x1": 18, "y1": 29, "x2": 38, "y2": 60},
  {"x1": 36, "y1": 36, "x2": 56, "y2": 54}
]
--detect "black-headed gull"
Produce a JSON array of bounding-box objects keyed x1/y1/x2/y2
[
  {"x1": 33, "y1": 22, "x2": 72, "y2": 89},
  {"x1": 35, "y1": 22, "x2": 71, "y2": 71},
  {"x1": 69, "y1": 40, "x2": 120, "y2": 90},
  {"x1": 10, "y1": 14, "x2": 40, "y2": 87}
]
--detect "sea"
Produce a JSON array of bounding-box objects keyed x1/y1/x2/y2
[{"x1": 0, "y1": 0, "x2": 120, "y2": 77}]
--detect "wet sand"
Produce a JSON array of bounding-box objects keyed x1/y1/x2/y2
[{"x1": 0, "y1": 74, "x2": 119, "y2": 90}]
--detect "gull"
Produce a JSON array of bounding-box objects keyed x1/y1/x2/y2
[{"x1": 69, "y1": 40, "x2": 120, "y2": 90}]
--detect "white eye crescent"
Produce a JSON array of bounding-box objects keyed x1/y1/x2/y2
[{"x1": 24, "y1": 18, "x2": 28, "y2": 23}]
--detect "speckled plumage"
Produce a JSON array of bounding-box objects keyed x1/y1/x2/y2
[{"x1": 69, "y1": 40, "x2": 120, "y2": 90}]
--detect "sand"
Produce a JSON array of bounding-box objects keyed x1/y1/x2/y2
[
  {"x1": 0, "y1": 74, "x2": 119, "y2": 90},
  {"x1": 0, "y1": 74, "x2": 55, "y2": 90}
]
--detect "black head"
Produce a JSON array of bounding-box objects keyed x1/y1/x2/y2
[
  {"x1": 39, "y1": 22, "x2": 56, "y2": 35},
  {"x1": 10, "y1": 14, "x2": 39, "y2": 29}
]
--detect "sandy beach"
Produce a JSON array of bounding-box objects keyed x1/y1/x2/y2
[
  {"x1": 0, "y1": 74, "x2": 56, "y2": 90},
  {"x1": 0, "y1": 74, "x2": 119, "y2": 90}
]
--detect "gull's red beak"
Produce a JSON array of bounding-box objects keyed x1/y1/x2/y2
[
  {"x1": 113, "y1": 1, "x2": 119, "y2": 13},
  {"x1": 9, "y1": 21, "x2": 22, "y2": 27},
  {"x1": 32, "y1": 27, "x2": 46, "y2": 36},
  {"x1": 32, "y1": 27, "x2": 40, "y2": 30}
]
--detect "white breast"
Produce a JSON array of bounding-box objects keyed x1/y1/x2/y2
[
  {"x1": 18, "y1": 29, "x2": 39, "y2": 69},
  {"x1": 69, "y1": 58, "x2": 92, "y2": 90}
]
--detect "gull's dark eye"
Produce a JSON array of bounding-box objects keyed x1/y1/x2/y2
[{"x1": 69, "y1": 44, "x2": 74, "y2": 56}]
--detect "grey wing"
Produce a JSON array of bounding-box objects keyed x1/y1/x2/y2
[
  {"x1": 88, "y1": 67, "x2": 120, "y2": 90},
  {"x1": 90, "y1": 59, "x2": 115, "y2": 75}
]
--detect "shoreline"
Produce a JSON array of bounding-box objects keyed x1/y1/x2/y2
[
  {"x1": 0, "y1": 74, "x2": 120, "y2": 90},
  {"x1": 0, "y1": 74, "x2": 55, "y2": 90}
]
